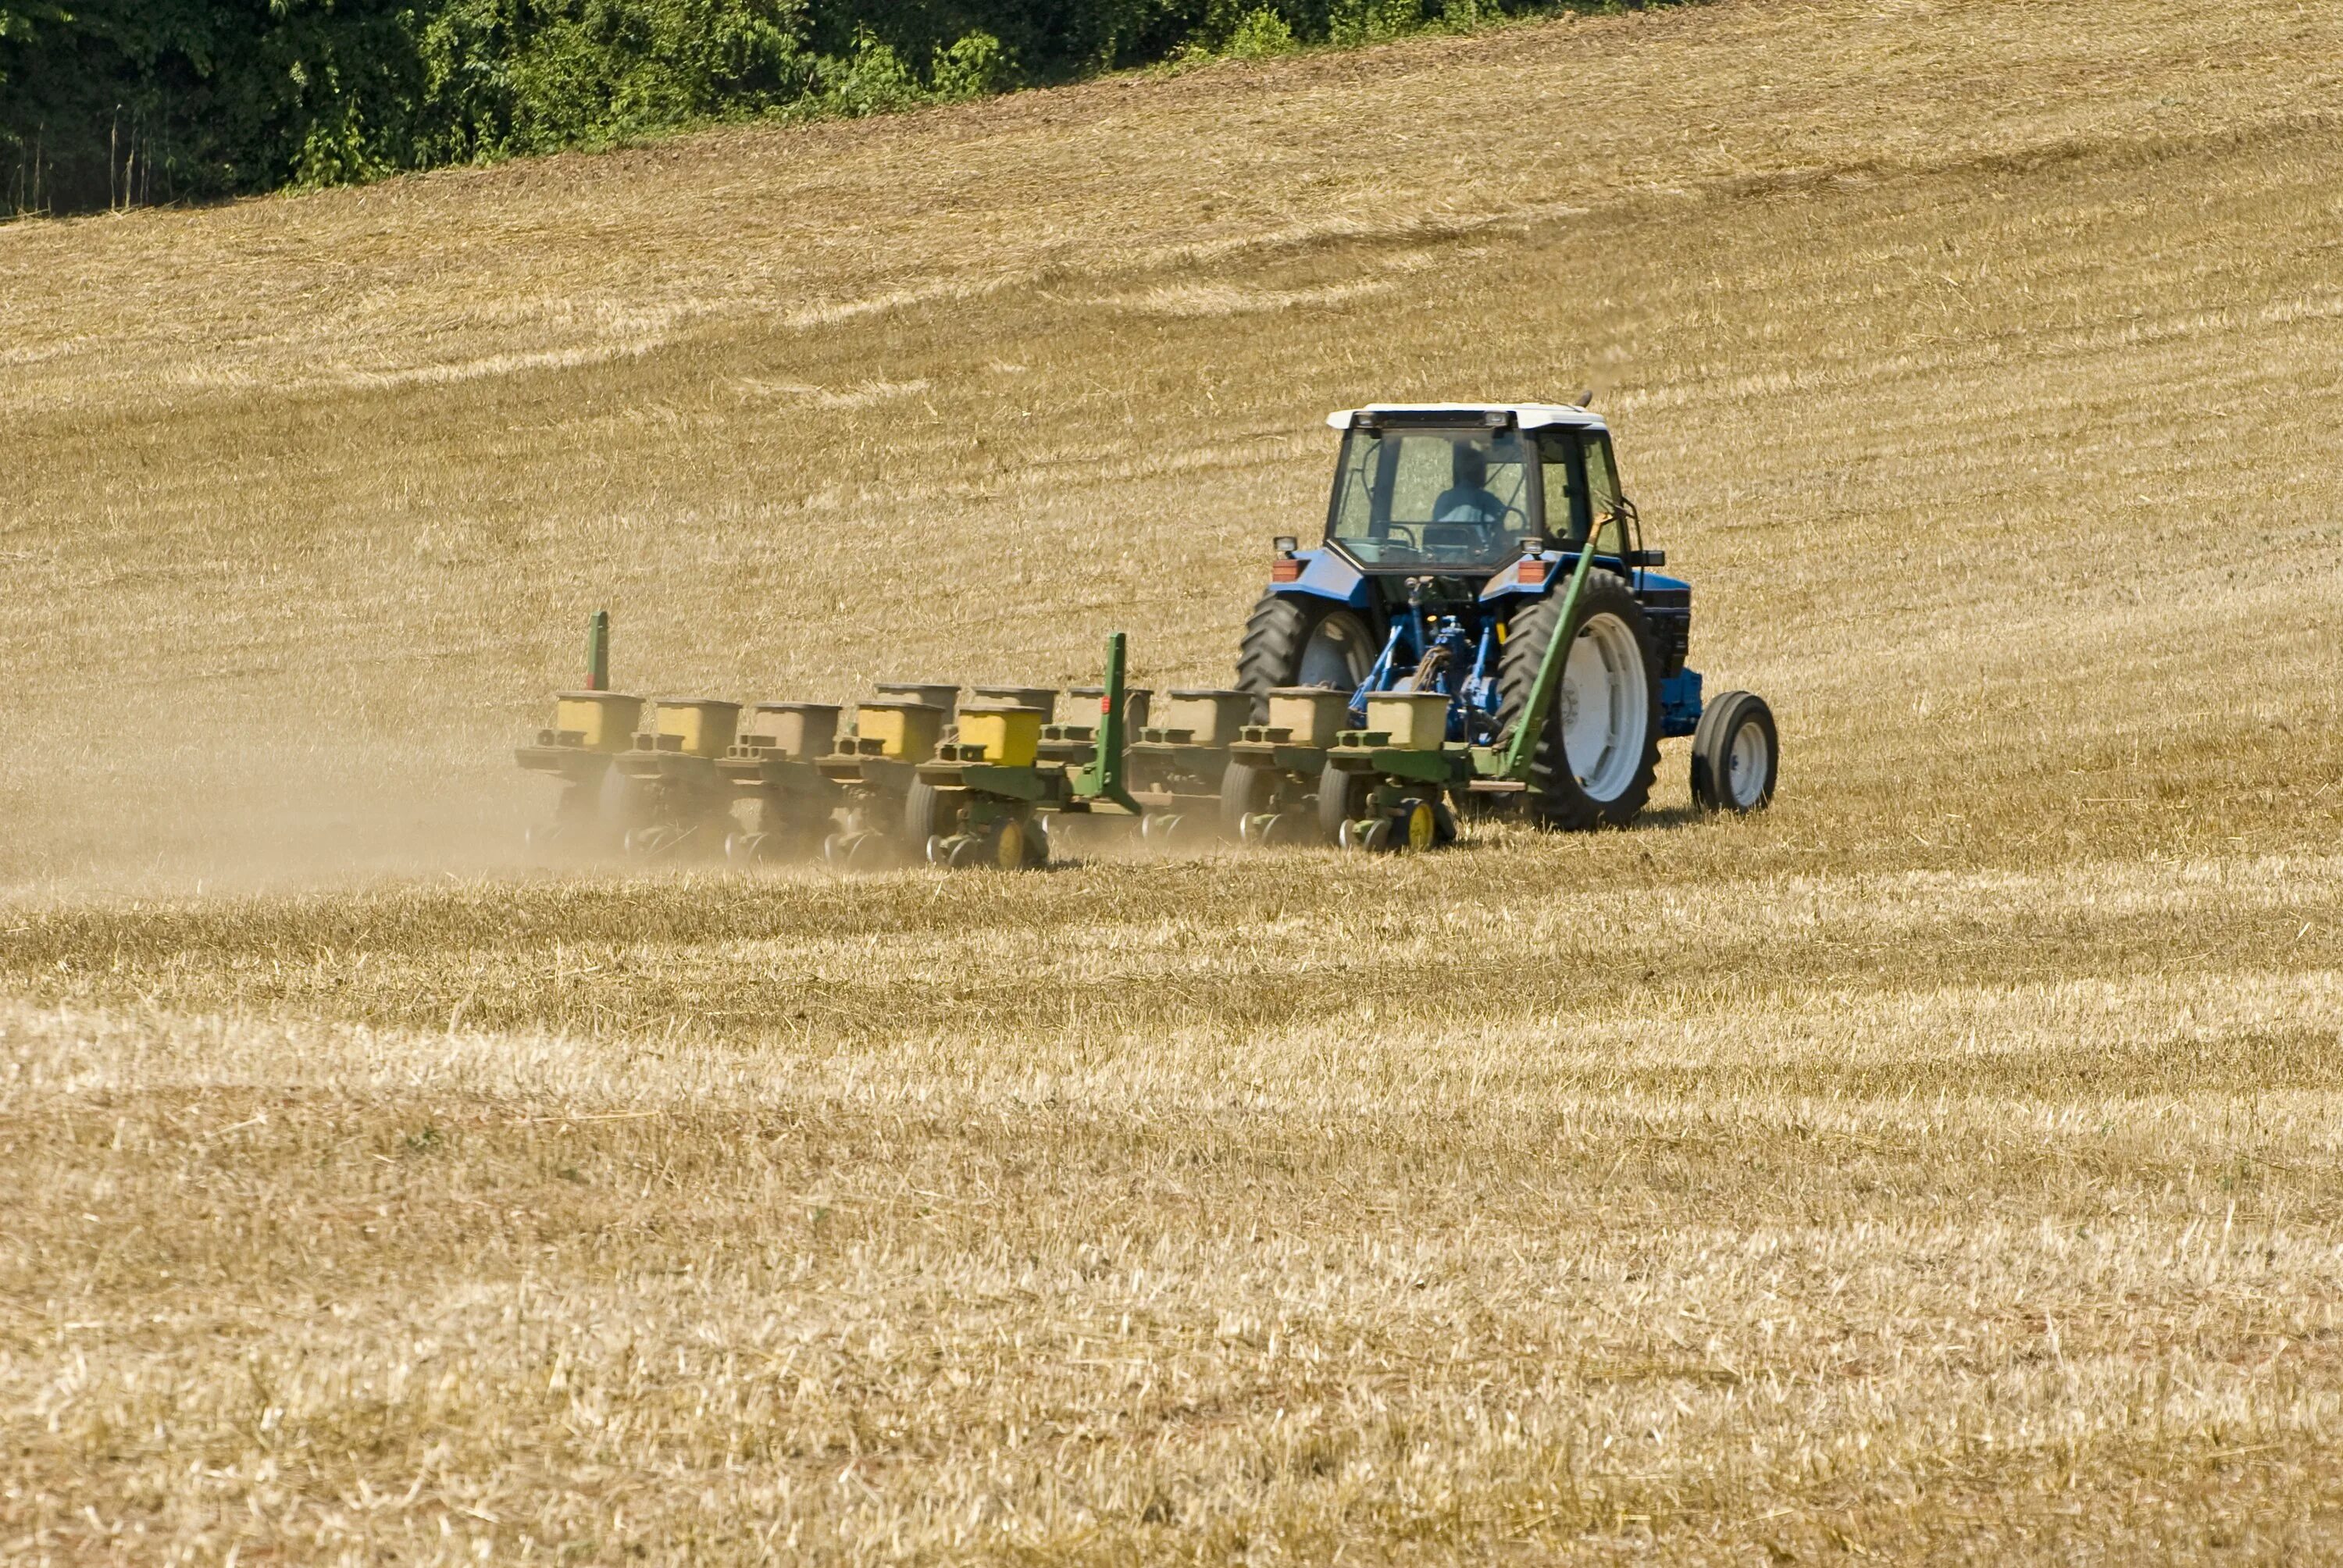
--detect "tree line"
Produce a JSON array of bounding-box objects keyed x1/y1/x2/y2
[{"x1": 1, "y1": 2, "x2": 1662, "y2": 216}]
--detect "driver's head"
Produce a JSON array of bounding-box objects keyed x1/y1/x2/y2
[{"x1": 1453, "y1": 444, "x2": 1488, "y2": 489}]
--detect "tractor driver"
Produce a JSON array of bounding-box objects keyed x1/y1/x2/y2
[{"x1": 1428, "y1": 442, "x2": 1507, "y2": 555}]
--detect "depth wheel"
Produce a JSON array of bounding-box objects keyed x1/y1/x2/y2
[
  {"x1": 1691, "y1": 690, "x2": 1778, "y2": 813},
  {"x1": 903, "y1": 779, "x2": 958, "y2": 853},
  {"x1": 1316, "y1": 760, "x2": 1371, "y2": 845},
  {"x1": 1220, "y1": 758, "x2": 1276, "y2": 841}
]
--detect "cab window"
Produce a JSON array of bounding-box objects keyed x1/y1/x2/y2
[
  {"x1": 1582, "y1": 434, "x2": 1624, "y2": 551},
  {"x1": 1538, "y1": 433, "x2": 1586, "y2": 544},
  {"x1": 1327, "y1": 426, "x2": 1535, "y2": 568},
  {"x1": 1536, "y1": 430, "x2": 1624, "y2": 550}
]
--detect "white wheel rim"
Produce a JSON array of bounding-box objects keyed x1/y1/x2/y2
[
  {"x1": 1300, "y1": 614, "x2": 1371, "y2": 688},
  {"x1": 1557, "y1": 612, "x2": 1650, "y2": 803},
  {"x1": 1727, "y1": 718, "x2": 1770, "y2": 808}
]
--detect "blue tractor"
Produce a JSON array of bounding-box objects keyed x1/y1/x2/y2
[{"x1": 1231, "y1": 402, "x2": 1777, "y2": 836}]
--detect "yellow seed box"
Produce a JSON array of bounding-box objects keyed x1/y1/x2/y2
[
  {"x1": 1157, "y1": 689, "x2": 1252, "y2": 749},
  {"x1": 1365, "y1": 692, "x2": 1452, "y2": 752},
  {"x1": 554, "y1": 692, "x2": 644, "y2": 752},
  {"x1": 856, "y1": 701, "x2": 947, "y2": 760},
  {"x1": 1267, "y1": 688, "x2": 1351, "y2": 750},
  {"x1": 957, "y1": 704, "x2": 1043, "y2": 768},
  {"x1": 653, "y1": 698, "x2": 740, "y2": 758},
  {"x1": 744, "y1": 702, "x2": 840, "y2": 760}
]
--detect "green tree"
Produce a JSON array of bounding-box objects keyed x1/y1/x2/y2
[
  {"x1": 3, "y1": 0, "x2": 1683, "y2": 215},
  {"x1": 1328, "y1": 0, "x2": 1419, "y2": 45},
  {"x1": 1221, "y1": 8, "x2": 1296, "y2": 59}
]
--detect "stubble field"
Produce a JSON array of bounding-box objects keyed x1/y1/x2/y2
[{"x1": 7, "y1": 0, "x2": 2343, "y2": 1559}]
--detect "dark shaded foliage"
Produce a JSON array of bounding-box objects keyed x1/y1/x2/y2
[{"x1": 0, "y1": 1, "x2": 1659, "y2": 214}]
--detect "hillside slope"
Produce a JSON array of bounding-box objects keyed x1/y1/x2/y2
[
  {"x1": 6, "y1": 1, "x2": 2343, "y2": 1560},
  {"x1": 2, "y1": 0, "x2": 2340, "y2": 876}
]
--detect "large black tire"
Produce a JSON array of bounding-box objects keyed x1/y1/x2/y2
[
  {"x1": 1495, "y1": 574, "x2": 1662, "y2": 831},
  {"x1": 1219, "y1": 757, "x2": 1276, "y2": 840},
  {"x1": 1235, "y1": 593, "x2": 1375, "y2": 719},
  {"x1": 1690, "y1": 690, "x2": 1778, "y2": 813}
]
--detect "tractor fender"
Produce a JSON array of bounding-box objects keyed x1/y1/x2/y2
[
  {"x1": 1268, "y1": 549, "x2": 1369, "y2": 608},
  {"x1": 1478, "y1": 554, "x2": 1693, "y2": 602},
  {"x1": 1481, "y1": 554, "x2": 1705, "y2": 737},
  {"x1": 1478, "y1": 551, "x2": 1558, "y2": 601},
  {"x1": 1471, "y1": 560, "x2": 1696, "y2": 604}
]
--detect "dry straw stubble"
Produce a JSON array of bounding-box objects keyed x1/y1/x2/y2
[{"x1": 7, "y1": 0, "x2": 2343, "y2": 1559}]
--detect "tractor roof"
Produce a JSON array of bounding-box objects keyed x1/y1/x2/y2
[{"x1": 1326, "y1": 403, "x2": 1610, "y2": 433}]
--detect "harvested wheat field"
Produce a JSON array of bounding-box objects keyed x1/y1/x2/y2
[{"x1": 8, "y1": 0, "x2": 2343, "y2": 1559}]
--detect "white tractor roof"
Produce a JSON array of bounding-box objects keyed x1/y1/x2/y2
[{"x1": 1326, "y1": 402, "x2": 1609, "y2": 433}]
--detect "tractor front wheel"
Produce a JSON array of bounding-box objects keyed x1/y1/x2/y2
[{"x1": 1690, "y1": 690, "x2": 1778, "y2": 813}]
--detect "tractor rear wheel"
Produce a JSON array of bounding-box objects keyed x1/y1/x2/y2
[
  {"x1": 1236, "y1": 593, "x2": 1374, "y2": 719},
  {"x1": 1690, "y1": 690, "x2": 1778, "y2": 813},
  {"x1": 1495, "y1": 575, "x2": 1661, "y2": 831}
]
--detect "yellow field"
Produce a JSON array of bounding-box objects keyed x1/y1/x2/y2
[{"x1": 8, "y1": 0, "x2": 2343, "y2": 1559}]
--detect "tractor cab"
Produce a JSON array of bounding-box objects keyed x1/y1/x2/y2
[{"x1": 1321, "y1": 404, "x2": 1626, "y2": 572}]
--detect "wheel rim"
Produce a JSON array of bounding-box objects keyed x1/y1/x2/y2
[
  {"x1": 995, "y1": 821, "x2": 1025, "y2": 869},
  {"x1": 1404, "y1": 801, "x2": 1435, "y2": 852},
  {"x1": 1299, "y1": 612, "x2": 1372, "y2": 689},
  {"x1": 1557, "y1": 612, "x2": 1651, "y2": 803},
  {"x1": 1727, "y1": 718, "x2": 1771, "y2": 808}
]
